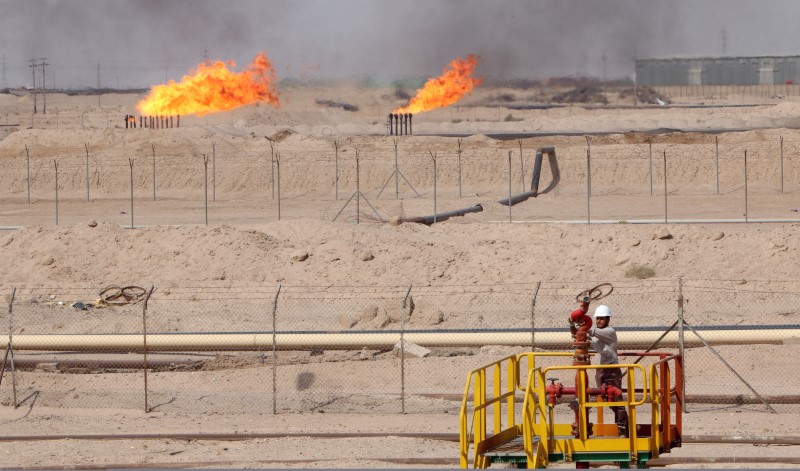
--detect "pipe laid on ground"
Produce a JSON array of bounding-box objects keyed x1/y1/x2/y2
[
  {"x1": 1, "y1": 328, "x2": 798, "y2": 352},
  {"x1": 400, "y1": 203, "x2": 483, "y2": 225},
  {"x1": 498, "y1": 146, "x2": 559, "y2": 206}
]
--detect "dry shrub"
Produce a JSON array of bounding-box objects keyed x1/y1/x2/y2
[{"x1": 625, "y1": 263, "x2": 656, "y2": 279}]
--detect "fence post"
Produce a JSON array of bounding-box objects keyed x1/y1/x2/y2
[
  {"x1": 531, "y1": 282, "x2": 540, "y2": 350},
  {"x1": 663, "y1": 150, "x2": 668, "y2": 224},
  {"x1": 270, "y1": 141, "x2": 275, "y2": 200},
  {"x1": 334, "y1": 140, "x2": 339, "y2": 201},
  {"x1": 430, "y1": 151, "x2": 437, "y2": 223},
  {"x1": 276, "y1": 153, "x2": 282, "y2": 221},
  {"x1": 401, "y1": 284, "x2": 413, "y2": 414},
  {"x1": 744, "y1": 150, "x2": 748, "y2": 223},
  {"x1": 507, "y1": 150, "x2": 512, "y2": 223},
  {"x1": 677, "y1": 278, "x2": 687, "y2": 413},
  {"x1": 151, "y1": 144, "x2": 156, "y2": 201},
  {"x1": 203, "y1": 154, "x2": 208, "y2": 225},
  {"x1": 25, "y1": 145, "x2": 31, "y2": 204},
  {"x1": 394, "y1": 138, "x2": 399, "y2": 199},
  {"x1": 212, "y1": 142, "x2": 216, "y2": 202},
  {"x1": 780, "y1": 136, "x2": 784, "y2": 194},
  {"x1": 128, "y1": 158, "x2": 135, "y2": 229},
  {"x1": 85, "y1": 143, "x2": 90, "y2": 202},
  {"x1": 715, "y1": 136, "x2": 720, "y2": 195},
  {"x1": 648, "y1": 140, "x2": 653, "y2": 196},
  {"x1": 457, "y1": 139, "x2": 463, "y2": 198},
  {"x1": 142, "y1": 285, "x2": 155, "y2": 413},
  {"x1": 356, "y1": 151, "x2": 360, "y2": 224},
  {"x1": 5, "y1": 288, "x2": 18, "y2": 408},
  {"x1": 519, "y1": 139, "x2": 525, "y2": 193},
  {"x1": 586, "y1": 149, "x2": 591, "y2": 224},
  {"x1": 271, "y1": 284, "x2": 282, "y2": 415},
  {"x1": 54, "y1": 160, "x2": 59, "y2": 225}
]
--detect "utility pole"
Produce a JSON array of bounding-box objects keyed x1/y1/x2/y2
[
  {"x1": 29, "y1": 58, "x2": 38, "y2": 113},
  {"x1": 1, "y1": 55, "x2": 8, "y2": 90},
  {"x1": 39, "y1": 57, "x2": 48, "y2": 114}
]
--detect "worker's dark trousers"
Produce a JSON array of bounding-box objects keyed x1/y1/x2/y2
[{"x1": 596, "y1": 367, "x2": 629, "y2": 436}]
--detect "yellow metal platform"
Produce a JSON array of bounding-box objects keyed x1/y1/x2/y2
[{"x1": 459, "y1": 351, "x2": 683, "y2": 468}]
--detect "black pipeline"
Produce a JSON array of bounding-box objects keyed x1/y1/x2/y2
[
  {"x1": 498, "y1": 146, "x2": 560, "y2": 206},
  {"x1": 400, "y1": 203, "x2": 483, "y2": 225}
]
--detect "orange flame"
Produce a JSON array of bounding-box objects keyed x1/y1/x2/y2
[
  {"x1": 394, "y1": 55, "x2": 482, "y2": 114},
  {"x1": 136, "y1": 52, "x2": 280, "y2": 117}
]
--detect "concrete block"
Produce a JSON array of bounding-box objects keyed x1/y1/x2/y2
[{"x1": 393, "y1": 340, "x2": 431, "y2": 358}]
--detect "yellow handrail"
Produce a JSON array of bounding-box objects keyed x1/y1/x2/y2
[{"x1": 459, "y1": 354, "x2": 519, "y2": 468}]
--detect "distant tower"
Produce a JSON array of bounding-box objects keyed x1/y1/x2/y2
[
  {"x1": 601, "y1": 50, "x2": 607, "y2": 81},
  {"x1": 1, "y1": 55, "x2": 7, "y2": 89},
  {"x1": 721, "y1": 28, "x2": 728, "y2": 55}
]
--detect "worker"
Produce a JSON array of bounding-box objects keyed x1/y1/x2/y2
[{"x1": 590, "y1": 305, "x2": 629, "y2": 438}]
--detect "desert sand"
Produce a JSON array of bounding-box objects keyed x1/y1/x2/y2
[{"x1": 1, "y1": 84, "x2": 800, "y2": 468}]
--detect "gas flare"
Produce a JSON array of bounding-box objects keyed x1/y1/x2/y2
[
  {"x1": 136, "y1": 52, "x2": 280, "y2": 117},
  {"x1": 394, "y1": 55, "x2": 482, "y2": 114}
]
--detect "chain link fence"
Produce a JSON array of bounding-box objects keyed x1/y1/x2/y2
[
  {"x1": 2, "y1": 132, "x2": 800, "y2": 227},
  {"x1": 1, "y1": 280, "x2": 799, "y2": 422}
]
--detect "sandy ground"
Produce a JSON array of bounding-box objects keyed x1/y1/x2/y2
[{"x1": 1, "y1": 85, "x2": 800, "y2": 468}]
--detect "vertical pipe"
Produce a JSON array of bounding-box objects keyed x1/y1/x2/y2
[
  {"x1": 663, "y1": 150, "x2": 668, "y2": 224},
  {"x1": 507, "y1": 150, "x2": 512, "y2": 223},
  {"x1": 586, "y1": 149, "x2": 591, "y2": 224},
  {"x1": 203, "y1": 154, "x2": 208, "y2": 225},
  {"x1": 457, "y1": 139, "x2": 463, "y2": 198},
  {"x1": 212, "y1": 142, "x2": 216, "y2": 202},
  {"x1": 394, "y1": 138, "x2": 399, "y2": 199},
  {"x1": 152, "y1": 144, "x2": 156, "y2": 201},
  {"x1": 85, "y1": 143, "x2": 90, "y2": 202},
  {"x1": 715, "y1": 136, "x2": 720, "y2": 195},
  {"x1": 334, "y1": 141, "x2": 339, "y2": 201},
  {"x1": 780, "y1": 136, "x2": 784, "y2": 194},
  {"x1": 394, "y1": 114, "x2": 399, "y2": 136},
  {"x1": 388, "y1": 114, "x2": 393, "y2": 136},
  {"x1": 276, "y1": 153, "x2": 281, "y2": 221},
  {"x1": 25, "y1": 145, "x2": 31, "y2": 204},
  {"x1": 177, "y1": 115, "x2": 180, "y2": 128},
  {"x1": 649, "y1": 140, "x2": 653, "y2": 196},
  {"x1": 409, "y1": 114, "x2": 412, "y2": 135},
  {"x1": 54, "y1": 160, "x2": 58, "y2": 225},
  {"x1": 744, "y1": 150, "x2": 749, "y2": 223},
  {"x1": 271, "y1": 284, "x2": 281, "y2": 415}
]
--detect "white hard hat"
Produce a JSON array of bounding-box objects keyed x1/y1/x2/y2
[{"x1": 594, "y1": 305, "x2": 612, "y2": 318}]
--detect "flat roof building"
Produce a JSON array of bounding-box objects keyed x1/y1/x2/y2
[{"x1": 636, "y1": 55, "x2": 800, "y2": 86}]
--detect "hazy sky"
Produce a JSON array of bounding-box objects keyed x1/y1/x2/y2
[{"x1": 2, "y1": 0, "x2": 800, "y2": 89}]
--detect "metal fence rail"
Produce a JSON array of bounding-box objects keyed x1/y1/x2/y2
[
  {"x1": 1, "y1": 132, "x2": 799, "y2": 226},
  {"x1": 1, "y1": 280, "x2": 799, "y2": 419}
]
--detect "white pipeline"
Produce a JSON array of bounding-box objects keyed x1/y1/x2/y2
[{"x1": 0, "y1": 329, "x2": 797, "y2": 352}]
